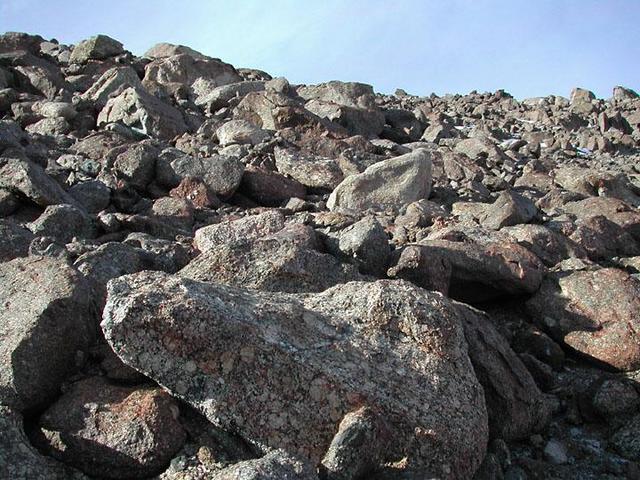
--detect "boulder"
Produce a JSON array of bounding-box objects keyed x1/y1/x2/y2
[
  {"x1": 274, "y1": 146, "x2": 344, "y2": 190},
  {"x1": 70, "y1": 35, "x2": 124, "y2": 63},
  {"x1": 209, "y1": 450, "x2": 316, "y2": 480},
  {"x1": 323, "y1": 216, "x2": 391, "y2": 277},
  {"x1": 327, "y1": 149, "x2": 432, "y2": 212},
  {"x1": 479, "y1": 191, "x2": 538, "y2": 230},
  {"x1": 194, "y1": 210, "x2": 285, "y2": 251},
  {"x1": 0, "y1": 157, "x2": 77, "y2": 207},
  {"x1": 195, "y1": 80, "x2": 266, "y2": 111},
  {"x1": 80, "y1": 66, "x2": 143, "y2": 108},
  {"x1": 157, "y1": 153, "x2": 243, "y2": 198},
  {"x1": 458, "y1": 305, "x2": 551, "y2": 440},
  {"x1": 527, "y1": 267, "x2": 640, "y2": 371},
  {"x1": 102, "y1": 274, "x2": 489, "y2": 479},
  {"x1": 182, "y1": 226, "x2": 364, "y2": 293},
  {"x1": 142, "y1": 53, "x2": 241, "y2": 102},
  {"x1": 28, "y1": 204, "x2": 94, "y2": 243},
  {"x1": 32, "y1": 377, "x2": 186, "y2": 479},
  {"x1": 0, "y1": 257, "x2": 97, "y2": 411},
  {"x1": 413, "y1": 238, "x2": 545, "y2": 303},
  {"x1": 216, "y1": 119, "x2": 270, "y2": 147},
  {"x1": 0, "y1": 219, "x2": 34, "y2": 261},
  {"x1": 0, "y1": 405, "x2": 86, "y2": 480},
  {"x1": 97, "y1": 87, "x2": 188, "y2": 140},
  {"x1": 239, "y1": 165, "x2": 306, "y2": 206},
  {"x1": 502, "y1": 224, "x2": 585, "y2": 267},
  {"x1": 297, "y1": 81, "x2": 385, "y2": 136}
]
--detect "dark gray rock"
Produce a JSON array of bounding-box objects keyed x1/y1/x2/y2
[
  {"x1": 0, "y1": 405, "x2": 87, "y2": 480},
  {"x1": 0, "y1": 256, "x2": 97, "y2": 411}
]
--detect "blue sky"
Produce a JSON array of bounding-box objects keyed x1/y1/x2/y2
[{"x1": 1, "y1": 0, "x2": 638, "y2": 99}]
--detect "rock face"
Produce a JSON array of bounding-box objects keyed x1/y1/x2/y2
[
  {"x1": 0, "y1": 257, "x2": 97, "y2": 411},
  {"x1": 527, "y1": 267, "x2": 640, "y2": 371},
  {"x1": 102, "y1": 273, "x2": 488, "y2": 479},
  {"x1": 0, "y1": 405, "x2": 87, "y2": 480},
  {"x1": 327, "y1": 149, "x2": 432, "y2": 212},
  {"x1": 181, "y1": 229, "x2": 364, "y2": 293},
  {"x1": 97, "y1": 87, "x2": 187, "y2": 140},
  {"x1": 32, "y1": 377, "x2": 186, "y2": 479},
  {"x1": 458, "y1": 305, "x2": 551, "y2": 440}
]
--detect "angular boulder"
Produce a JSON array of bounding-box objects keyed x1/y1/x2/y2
[
  {"x1": 70, "y1": 35, "x2": 124, "y2": 63},
  {"x1": 327, "y1": 149, "x2": 432, "y2": 212},
  {"x1": 32, "y1": 377, "x2": 186, "y2": 479},
  {"x1": 102, "y1": 274, "x2": 488, "y2": 479},
  {"x1": 0, "y1": 257, "x2": 97, "y2": 411},
  {"x1": 182, "y1": 226, "x2": 364, "y2": 293},
  {"x1": 97, "y1": 87, "x2": 187, "y2": 140},
  {"x1": 527, "y1": 267, "x2": 640, "y2": 371}
]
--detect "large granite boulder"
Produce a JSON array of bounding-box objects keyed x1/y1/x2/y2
[{"x1": 102, "y1": 274, "x2": 489, "y2": 479}]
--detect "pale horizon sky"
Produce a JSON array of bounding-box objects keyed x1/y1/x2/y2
[{"x1": 1, "y1": 0, "x2": 638, "y2": 100}]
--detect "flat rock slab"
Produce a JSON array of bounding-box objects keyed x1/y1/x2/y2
[{"x1": 102, "y1": 273, "x2": 488, "y2": 479}]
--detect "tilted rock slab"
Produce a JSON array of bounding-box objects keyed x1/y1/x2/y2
[
  {"x1": 327, "y1": 149, "x2": 432, "y2": 212},
  {"x1": 102, "y1": 273, "x2": 488, "y2": 479},
  {"x1": 527, "y1": 267, "x2": 640, "y2": 371}
]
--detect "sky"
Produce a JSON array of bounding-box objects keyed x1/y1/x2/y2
[{"x1": 1, "y1": 0, "x2": 638, "y2": 100}]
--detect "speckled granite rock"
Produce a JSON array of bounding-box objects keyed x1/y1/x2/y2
[{"x1": 102, "y1": 272, "x2": 488, "y2": 479}]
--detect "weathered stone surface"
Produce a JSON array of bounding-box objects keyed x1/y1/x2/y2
[
  {"x1": 196, "y1": 80, "x2": 265, "y2": 111},
  {"x1": 183, "y1": 226, "x2": 364, "y2": 293},
  {"x1": 527, "y1": 267, "x2": 640, "y2": 371},
  {"x1": 158, "y1": 153, "x2": 244, "y2": 197},
  {"x1": 0, "y1": 405, "x2": 86, "y2": 480},
  {"x1": 80, "y1": 66, "x2": 143, "y2": 107},
  {"x1": 102, "y1": 274, "x2": 488, "y2": 479},
  {"x1": 194, "y1": 210, "x2": 285, "y2": 251},
  {"x1": 320, "y1": 407, "x2": 385, "y2": 480},
  {"x1": 274, "y1": 146, "x2": 344, "y2": 190},
  {"x1": 297, "y1": 81, "x2": 385, "y2": 136},
  {"x1": 0, "y1": 257, "x2": 97, "y2": 411},
  {"x1": 0, "y1": 157, "x2": 77, "y2": 207},
  {"x1": 28, "y1": 203, "x2": 94, "y2": 243},
  {"x1": 414, "y1": 238, "x2": 545, "y2": 303},
  {"x1": 611, "y1": 414, "x2": 640, "y2": 460},
  {"x1": 97, "y1": 87, "x2": 188, "y2": 140},
  {"x1": 327, "y1": 149, "x2": 432, "y2": 212},
  {"x1": 387, "y1": 244, "x2": 452, "y2": 295},
  {"x1": 324, "y1": 216, "x2": 391, "y2": 276},
  {"x1": 33, "y1": 377, "x2": 186, "y2": 479},
  {"x1": 74, "y1": 241, "x2": 146, "y2": 290},
  {"x1": 70, "y1": 34, "x2": 124, "y2": 63},
  {"x1": 142, "y1": 53, "x2": 241, "y2": 102},
  {"x1": 69, "y1": 180, "x2": 111, "y2": 213},
  {"x1": 239, "y1": 165, "x2": 306, "y2": 206},
  {"x1": 458, "y1": 305, "x2": 551, "y2": 440},
  {"x1": 0, "y1": 219, "x2": 34, "y2": 261},
  {"x1": 502, "y1": 224, "x2": 585, "y2": 267},
  {"x1": 216, "y1": 119, "x2": 270, "y2": 146},
  {"x1": 479, "y1": 190, "x2": 538, "y2": 230},
  {"x1": 209, "y1": 450, "x2": 317, "y2": 480}
]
